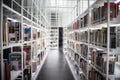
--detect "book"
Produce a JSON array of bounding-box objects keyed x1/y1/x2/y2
[
  {"x1": 8, "y1": 20, "x2": 16, "y2": 43},
  {"x1": 80, "y1": 18, "x2": 84, "y2": 28},
  {"x1": 117, "y1": 27, "x2": 120, "y2": 47},
  {"x1": 12, "y1": 46, "x2": 21, "y2": 52},
  {"x1": 80, "y1": 58, "x2": 87, "y2": 75},
  {"x1": 3, "y1": 48, "x2": 11, "y2": 60},
  {"x1": 3, "y1": 59, "x2": 10, "y2": 80},
  {"x1": 89, "y1": 68, "x2": 106, "y2": 80},
  {"x1": 33, "y1": 29, "x2": 37, "y2": 39},
  {"x1": 9, "y1": 52, "x2": 22, "y2": 70},
  {"x1": 24, "y1": 27, "x2": 31, "y2": 41},
  {"x1": 103, "y1": 61, "x2": 115, "y2": 74},
  {"x1": 32, "y1": 61, "x2": 37, "y2": 72},
  {"x1": 24, "y1": 68, "x2": 31, "y2": 80},
  {"x1": 38, "y1": 32, "x2": 41, "y2": 38},
  {"x1": 104, "y1": 2, "x2": 119, "y2": 19},
  {"x1": 3, "y1": 16, "x2": 7, "y2": 45},
  {"x1": 73, "y1": 22, "x2": 77, "y2": 30},
  {"x1": 15, "y1": 22, "x2": 21, "y2": 42},
  {"x1": 84, "y1": 14, "x2": 88, "y2": 27},
  {"x1": 77, "y1": 19, "x2": 80, "y2": 29},
  {"x1": 74, "y1": 53, "x2": 79, "y2": 63},
  {"x1": 110, "y1": 27, "x2": 116, "y2": 48},
  {"x1": 101, "y1": 6, "x2": 106, "y2": 21},
  {"x1": 81, "y1": 44, "x2": 88, "y2": 59},
  {"x1": 91, "y1": 50, "x2": 115, "y2": 74},
  {"x1": 23, "y1": 45, "x2": 31, "y2": 66}
]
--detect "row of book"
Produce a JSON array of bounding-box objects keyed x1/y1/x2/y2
[
  {"x1": 2, "y1": 43, "x2": 46, "y2": 79},
  {"x1": 90, "y1": 27, "x2": 116, "y2": 48},
  {"x1": 68, "y1": 31, "x2": 88, "y2": 43},
  {"x1": 67, "y1": 47, "x2": 74, "y2": 57},
  {"x1": 89, "y1": 68, "x2": 106, "y2": 80},
  {"x1": 68, "y1": 40, "x2": 88, "y2": 59},
  {"x1": 68, "y1": 26, "x2": 116, "y2": 48},
  {"x1": 68, "y1": 41, "x2": 75, "y2": 50},
  {"x1": 67, "y1": 47, "x2": 80, "y2": 76},
  {"x1": 91, "y1": 2, "x2": 119, "y2": 24},
  {"x1": 50, "y1": 27, "x2": 59, "y2": 48},
  {"x1": 68, "y1": 39, "x2": 115, "y2": 79},
  {"x1": 80, "y1": 73, "x2": 87, "y2": 80},
  {"x1": 67, "y1": 13, "x2": 89, "y2": 31},
  {"x1": 3, "y1": 16, "x2": 43, "y2": 45},
  {"x1": 32, "y1": 50, "x2": 46, "y2": 73},
  {"x1": 68, "y1": 47, "x2": 88, "y2": 80},
  {"x1": 3, "y1": 16, "x2": 22, "y2": 45},
  {"x1": 67, "y1": 2, "x2": 119, "y2": 31},
  {"x1": 91, "y1": 50, "x2": 115, "y2": 74},
  {"x1": 74, "y1": 53, "x2": 79, "y2": 65},
  {"x1": 78, "y1": 44, "x2": 88, "y2": 59},
  {"x1": 74, "y1": 53, "x2": 80, "y2": 75},
  {"x1": 80, "y1": 59, "x2": 87, "y2": 76}
]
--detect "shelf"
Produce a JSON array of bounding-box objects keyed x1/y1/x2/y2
[
  {"x1": 68, "y1": 39, "x2": 88, "y2": 45},
  {"x1": 3, "y1": 43, "x2": 22, "y2": 49},
  {"x1": 90, "y1": 64, "x2": 106, "y2": 77},
  {"x1": 23, "y1": 16, "x2": 32, "y2": 23},
  {"x1": 32, "y1": 52, "x2": 48, "y2": 80},
  {"x1": 23, "y1": 41, "x2": 32, "y2": 44},
  {"x1": 90, "y1": 22, "x2": 107, "y2": 30},
  {"x1": 80, "y1": 55, "x2": 88, "y2": 62},
  {"x1": 3, "y1": 4, "x2": 21, "y2": 16},
  {"x1": 90, "y1": 44, "x2": 120, "y2": 55},
  {"x1": 68, "y1": 45, "x2": 88, "y2": 62},
  {"x1": 65, "y1": 55, "x2": 81, "y2": 80},
  {"x1": 11, "y1": 70, "x2": 22, "y2": 80},
  {"x1": 1, "y1": 1, "x2": 49, "y2": 80}
]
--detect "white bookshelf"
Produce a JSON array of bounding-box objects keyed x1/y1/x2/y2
[
  {"x1": 49, "y1": 27, "x2": 59, "y2": 49},
  {"x1": 66, "y1": 0, "x2": 120, "y2": 80},
  {"x1": 0, "y1": 0, "x2": 50, "y2": 80}
]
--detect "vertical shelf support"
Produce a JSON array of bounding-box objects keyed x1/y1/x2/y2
[
  {"x1": 21, "y1": 0, "x2": 24, "y2": 80},
  {"x1": 87, "y1": 0, "x2": 90, "y2": 80},
  {"x1": 0, "y1": 0, "x2": 4, "y2": 80},
  {"x1": 106, "y1": 0, "x2": 110, "y2": 80}
]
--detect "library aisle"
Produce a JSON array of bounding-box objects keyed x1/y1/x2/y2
[
  {"x1": 36, "y1": 48, "x2": 75, "y2": 80},
  {"x1": 1, "y1": 0, "x2": 120, "y2": 80}
]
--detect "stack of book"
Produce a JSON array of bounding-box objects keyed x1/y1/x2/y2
[
  {"x1": 91, "y1": 50, "x2": 115, "y2": 74},
  {"x1": 89, "y1": 68, "x2": 106, "y2": 80},
  {"x1": 91, "y1": 2, "x2": 119, "y2": 24}
]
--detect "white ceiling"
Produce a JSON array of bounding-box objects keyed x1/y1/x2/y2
[{"x1": 39, "y1": 0, "x2": 96, "y2": 27}]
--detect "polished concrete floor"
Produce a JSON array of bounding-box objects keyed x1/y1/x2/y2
[{"x1": 36, "y1": 49, "x2": 75, "y2": 80}]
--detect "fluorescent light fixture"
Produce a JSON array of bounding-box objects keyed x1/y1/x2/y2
[
  {"x1": 7, "y1": 18, "x2": 19, "y2": 22},
  {"x1": 114, "y1": 0, "x2": 120, "y2": 3}
]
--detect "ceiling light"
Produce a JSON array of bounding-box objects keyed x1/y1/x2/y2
[{"x1": 114, "y1": 0, "x2": 120, "y2": 4}]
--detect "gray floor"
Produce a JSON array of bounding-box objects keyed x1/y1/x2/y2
[{"x1": 36, "y1": 49, "x2": 75, "y2": 80}]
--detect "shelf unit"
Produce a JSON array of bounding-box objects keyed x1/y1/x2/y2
[
  {"x1": 0, "y1": 0, "x2": 2, "y2": 79},
  {"x1": 49, "y1": 27, "x2": 59, "y2": 49},
  {"x1": 66, "y1": 0, "x2": 120, "y2": 80},
  {"x1": 0, "y1": 0, "x2": 50, "y2": 80},
  {"x1": 63, "y1": 27, "x2": 67, "y2": 54}
]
